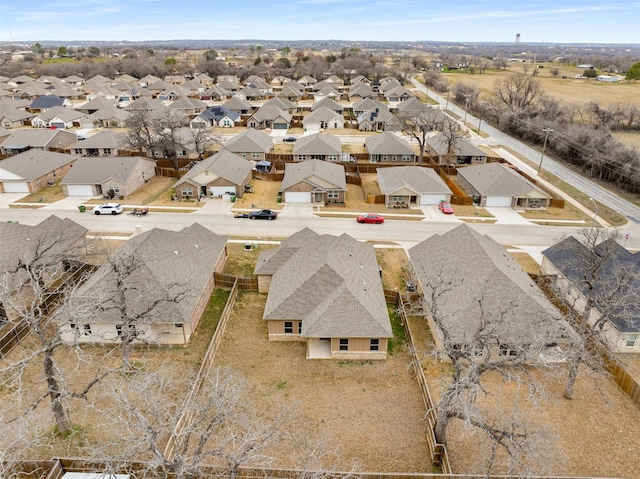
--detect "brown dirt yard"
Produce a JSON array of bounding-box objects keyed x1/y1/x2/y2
[
  {"x1": 214, "y1": 291, "x2": 431, "y2": 473},
  {"x1": 407, "y1": 314, "x2": 640, "y2": 478}
]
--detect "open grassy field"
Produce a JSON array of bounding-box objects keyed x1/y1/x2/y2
[{"x1": 443, "y1": 65, "x2": 640, "y2": 108}]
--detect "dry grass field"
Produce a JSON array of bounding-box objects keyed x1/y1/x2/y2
[{"x1": 443, "y1": 66, "x2": 640, "y2": 108}]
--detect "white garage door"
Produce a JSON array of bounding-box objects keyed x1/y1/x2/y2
[
  {"x1": 51, "y1": 121, "x2": 66, "y2": 129},
  {"x1": 209, "y1": 186, "x2": 235, "y2": 197},
  {"x1": 485, "y1": 196, "x2": 513, "y2": 207},
  {"x1": 66, "y1": 184, "x2": 95, "y2": 196},
  {"x1": 420, "y1": 195, "x2": 447, "y2": 205},
  {"x1": 285, "y1": 192, "x2": 311, "y2": 203},
  {"x1": 2, "y1": 181, "x2": 29, "y2": 193}
]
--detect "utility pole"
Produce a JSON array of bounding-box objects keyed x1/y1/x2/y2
[{"x1": 537, "y1": 127, "x2": 553, "y2": 174}]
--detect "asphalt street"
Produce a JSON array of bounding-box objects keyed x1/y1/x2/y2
[{"x1": 411, "y1": 79, "x2": 640, "y2": 226}]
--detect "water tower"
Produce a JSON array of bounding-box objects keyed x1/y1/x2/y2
[{"x1": 516, "y1": 33, "x2": 521, "y2": 43}]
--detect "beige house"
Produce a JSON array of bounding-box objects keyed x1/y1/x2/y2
[
  {"x1": 56, "y1": 224, "x2": 227, "y2": 346},
  {"x1": 224, "y1": 129, "x2": 273, "y2": 161},
  {"x1": 292, "y1": 133, "x2": 341, "y2": 162},
  {"x1": 409, "y1": 224, "x2": 577, "y2": 362},
  {"x1": 254, "y1": 228, "x2": 392, "y2": 360},
  {"x1": 68, "y1": 130, "x2": 128, "y2": 157},
  {"x1": 377, "y1": 166, "x2": 452, "y2": 207},
  {"x1": 61, "y1": 156, "x2": 156, "y2": 197},
  {"x1": 280, "y1": 160, "x2": 347, "y2": 204},
  {"x1": 173, "y1": 149, "x2": 252, "y2": 199},
  {"x1": 0, "y1": 150, "x2": 77, "y2": 194},
  {"x1": 365, "y1": 132, "x2": 416, "y2": 163}
]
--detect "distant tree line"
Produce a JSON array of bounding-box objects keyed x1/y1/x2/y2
[{"x1": 423, "y1": 70, "x2": 640, "y2": 195}]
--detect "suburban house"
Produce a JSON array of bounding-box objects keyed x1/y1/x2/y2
[
  {"x1": 30, "y1": 106, "x2": 87, "y2": 129},
  {"x1": 0, "y1": 150, "x2": 78, "y2": 194},
  {"x1": 28, "y1": 94, "x2": 71, "y2": 112},
  {"x1": 190, "y1": 106, "x2": 240, "y2": 128},
  {"x1": 55, "y1": 224, "x2": 228, "y2": 346},
  {"x1": 68, "y1": 130, "x2": 128, "y2": 157},
  {"x1": 0, "y1": 102, "x2": 34, "y2": 128},
  {"x1": 280, "y1": 160, "x2": 347, "y2": 204},
  {"x1": 357, "y1": 107, "x2": 400, "y2": 132},
  {"x1": 365, "y1": 132, "x2": 416, "y2": 163},
  {"x1": 246, "y1": 104, "x2": 292, "y2": 130},
  {"x1": 221, "y1": 97, "x2": 253, "y2": 116},
  {"x1": 311, "y1": 98, "x2": 343, "y2": 115},
  {"x1": 292, "y1": 133, "x2": 342, "y2": 162},
  {"x1": 61, "y1": 156, "x2": 156, "y2": 197},
  {"x1": 425, "y1": 133, "x2": 487, "y2": 165},
  {"x1": 377, "y1": 166, "x2": 452, "y2": 207},
  {"x1": 0, "y1": 215, "x2": 88, "y2": 322},
  {"x1": 302, "y1": 106, "x2": 344, "y2": 131},
  {"x1": 409, "y1": 224, "x2": 577, "y2": 362},
  {"x1": 173, "y1": 149, "x2": 252, "y2": 200},
  {"x1": 87, "y1": 105, "x2": 131, "y2": 128},
  {"x1": 224, "y1": 129, "x2": 273, "y2": 161},
  {"x1": 541, "y1": 236, "x2": 640, "y2": 353},
  {"x1": 0, "y1": 129, "x2": 77, "y2": 155},
  {"x1": 352, "y1": 98, "x2": 386, "y2": 116},
  {"x1": 457, "y1": 162, "x2": 551, "y2": 208},
  {"x1": 254, "y1": 228, "x2": 392, "y2": 359}
]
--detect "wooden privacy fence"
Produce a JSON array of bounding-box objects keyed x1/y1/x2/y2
[
  {"x1": 213, "y1": 272, "x2": 258, "y2": 290},
  {"x1": 605, "y1": 355, "x2": 640, "y2": 406},
  {"x1": 163, "y1": 279, "x2": 240, "y2": 461}
]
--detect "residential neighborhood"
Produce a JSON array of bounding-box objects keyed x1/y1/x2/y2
[{"x1": 0, "y1": 47, "x2": 639, "y2": 479}]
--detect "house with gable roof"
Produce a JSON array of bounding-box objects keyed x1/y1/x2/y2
[
  {"x1": 457, "y1": 162, "x2": 550, "y2": 208},
  {"x1": 68, "y1": 130, "x2": 128, "y2": 157},
  {"x1": 246, "y1": 103, "x2": 292, "y2": 130},
  {"x1": 61, "y1": 156, "x2": 156, "y2": 197},
  {"x1": 254, "y1": 228, "x2": 392, "y2": 359},
  {"x1": 542, "y1": 237, "x2": 640, "y2": 353},
  {"x1": 365, "y1": 132, "x2": 416, "y2": 164},
  {"x1": 377, "y1": 165, "x2": 452, "y2": 207},
  {"x1": 292, "y1": 133, "x2": 341, "y2": 162},
  {"x1": 280, "y1": 159, "x2": 346, "y2": 204},
  {"x1": 173, "y1": 149, "x2": 252, "y2": 199},
  {"x1": 224, "y1": 129, "x2": 273, "y2": 161},
  {"x1": 0, "y1": 128, "x2": 77, "y2": 155},
  {"x1": 0, "y1": 150, "x2": 78, "y2": 193},
  {"x1": 409, "y1": 224, "x2": 578, "y2": 362},
  {"x1": 302, "y1": 106, "x2": 344, "y2": 131},
  {"x1": 191, "y1": 106, "x2": 241, "y2": 128},
  {"x1": 55, "y1": 224, "x2": 228, "y2": 346}
]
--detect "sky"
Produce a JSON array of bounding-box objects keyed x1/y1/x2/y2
[{"x1": 0, "y1": 0, "x2": 638, "y2": 44}]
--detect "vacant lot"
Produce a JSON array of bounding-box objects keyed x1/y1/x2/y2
[
  {"x1": 443, "y1": 66, "x2": 640, "y2": 108},
  {"x1": 214, "y1": 291, "x2": 431, "y2": 473},
  {"x1": 407, "y1": 314, "x2": 640, "y2": 478}
]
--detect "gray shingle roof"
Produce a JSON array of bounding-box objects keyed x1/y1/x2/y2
[
  {"x1": 457, "y1": 162, "x2": 550, "y2": 198},
  {"x1": 281, "y1": 160, "x2": 346, "y2": 191},
  {"x1": 302, "y1": 107, "x2": 343, "y2": 125},
  {"x1": 377, "y1": 166, "x2": 451, "y2": 196},
  {"x1": 176, "y1": 150, "x2": 251, "y2": 187},
  {"x1": 293, "y1": 133, "x2": 341, "y2": 155},
  {"x1": 409, "y1": 224, "x2": 574, "y2": 346},
  {"x1": 261, "y1": 230, "x2": 392, "y2": 338},
  {"x1": 224, "y1": 129, "x2": 273, "y2": 154},
  {"x1": 61, "y1": 156, "x2": 154, "y2": 185},
  {"x1": 0, "y1": 150, "x2": 78, "y2": 180},
  {"x1": 365, "y1": 132, "x2": 414, "y2": 156},
  {"x1": 64, "y1": 224, "x2": 227, "y2": 325}
]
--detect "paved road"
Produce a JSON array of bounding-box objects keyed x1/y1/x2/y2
[{"x1": 411, "y1": 79, "x2": 640, "y2": 226}]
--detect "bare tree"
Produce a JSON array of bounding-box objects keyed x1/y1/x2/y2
[
  {"x1": 397, "y1": 107, "x2": 445, "y2": 165},
  {"x1": 542, "y1": 228, "x2": 640, "y2": 399},
  {"x1": 0, "y1": 226, "x2": 118, "y2": 436},
  {"x1": 494, "y1": 74, "x2": 544, "y2": 113}
]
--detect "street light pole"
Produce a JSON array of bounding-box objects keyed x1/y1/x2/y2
[
  {"x1": 537, "y1": 127, "x2": 554, "y2": 175},
  {"x1": 589, "y1": 197, "x2": 598, "y2": 228},
  {"x1": 445, "y1": 89, "x2": 450, "y2": 111},
  {"x1": 463, "y1": 96, "x2": 470, "y2": 125}
]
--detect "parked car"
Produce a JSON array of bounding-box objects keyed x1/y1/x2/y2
[
  {"x1": 282, "y1": 137, "x2": 297, "y2": 143},
  {"x1": 249, "y1": 209, "x2": 277, "y2": 220},
  {"x1": 357, "y1": 213, "x2": 384, "y2": 224},
  {"x1": 93, "y1": 203, "x2": 124, "y2": 215},
  {"x1": 439, "y1": 202, "x2": 454, "y2": 215}
]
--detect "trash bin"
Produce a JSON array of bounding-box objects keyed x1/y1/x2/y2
[
  {"x1": 230, "y1": 195, "x2": 236, "y2": 203},
  {"x1": 78, "y1": 205, "x2": 85, "y2": 212}
]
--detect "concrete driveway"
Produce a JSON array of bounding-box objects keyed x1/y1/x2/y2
[
  {"x1": 419, "y1": 205, "x2": 462, "y2": 223},
  {"x1": 484, "y1": 207, "x2": 533, "y2": 225}
]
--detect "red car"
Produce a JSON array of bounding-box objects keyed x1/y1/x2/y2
[
  {"x1": 439, "y1": 202, "x2": 454, "y2": 214},
  {"x1": 357, "y1": 213, "x2": 384, "y2": 224}
]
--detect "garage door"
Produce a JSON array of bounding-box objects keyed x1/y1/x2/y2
[
  {"x1": 51, "y1": 122, "x2": 66, "y2": 129},
  {"x1": 273, "y1": 123, "x2": 288, "y2": 129},
  {"x1": 66, "y1": 184, "x2": 95, "y2": 196},
  {"x1": 420, "y1": 195, "x2": 447, "y2": 205},
  {"x1": 2, "y1": 181, "x2": 29, "y2": 193},
  {"x1": 209, "y1": 186, "x2": 235, "y2": 197},
  {"x1": 285, "y1": 192, "x2": 311, "y2": 203},
  {"x1": 485, "y1": 196, "x2": 513, "y2": 207}
]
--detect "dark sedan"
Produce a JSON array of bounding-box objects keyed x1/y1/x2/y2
[{"x1": 248, "y1": 209, "x2": 278, "y2": 220}]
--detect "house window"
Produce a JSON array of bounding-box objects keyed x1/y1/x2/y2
[
  {"x1": 391, "y1": 195, "x2": 404, "y2": 203},
  {"x1": 73, "y1": 149, "x2": 83, "y2": 155},
  {"x1": 370, "y1": 339, "x2": 380, "y2": 351},
  {"x1": 498, "y1": 344, "x2": 519, "y2": 357},
  {"x1": 370, "y1": 155, "x2": 379, "y2": 163},
  {"x1": 328, "y1": 190, "x2": 339, "y2": 199},
  {"x1": 252, "y1": 152, "x2": 260, "y2": 158},
  {"x1": 298, "y1": 321, "x2": 302, "y2": 334},
  {"x1": 402, "y1": 154, "x2": 412, "y2": 162},
  {"x1": 339, "y1": 338, "x2": 349, "y2": 351},
  {"x1": 241, "y1": 152, "x2": 247, "y2": 158},
  {"x1": 382, "y1": 155, "x2": 388, "y2": 162},
  {"x1": 174, "y1": 323, "x2": 183, "y2": 329},
  {"x1": 529, "y1": 198, "x2": 541, "y2": 206},
  {"x1": 284, "y1": 321, "x2": 293, "y2": 334},
  {"x1": 181, "y1": 187, "x2": 193, "y2": 197},
  {"x1": 107, "y1": 185, "x2": 120, "y2": 194},
  {"x1": 70, "y1": 323, "x2": 78, "y2": 332},
  {"x1": 328, "y1": 155, "x2": 339, "y2": 161},
  {"x1": 83, "y1": 324, "x2": 92, "y2": 336},
  {"x1": 116, "y1": 324, "x2": 137, "y2": 337},
  {"x1": 626, "y1": 334, "x2": 638, "y2": 347},
  {"x1": 103, "y1": 148, "x2": 112, "y2": 155},
  {"x1": 177, "y1": 149, "x2": 187, "y2": 157},
  {"x1": 298, "y1": 155, "x2": 306, "y2": 161}
]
